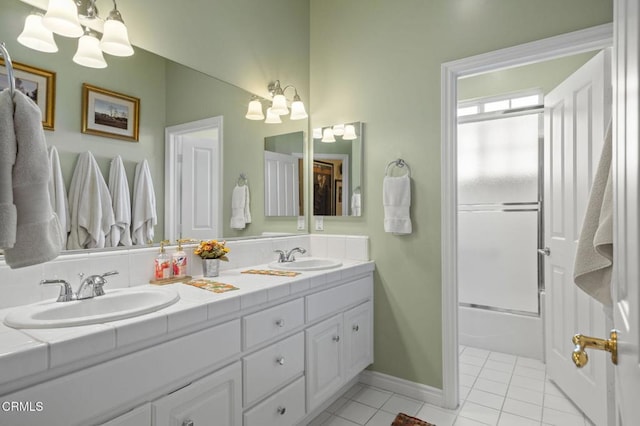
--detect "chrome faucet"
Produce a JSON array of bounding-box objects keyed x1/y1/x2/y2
[
  {"x1": 40, "y1": 279, "x2": 75, "y2": 302},
  {"x1": 274, "y1": 247, "x2": 307, "y2": 263},
  {"x1": 76, "y1": 271, "x2": 119, "y2": 300}
]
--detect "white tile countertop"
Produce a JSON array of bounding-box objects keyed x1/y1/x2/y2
[{"x1": 0, "y1": 258, "x2": 374, "y2": 396}]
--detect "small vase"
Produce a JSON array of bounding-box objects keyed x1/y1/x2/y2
[{"x1": 202, "y1": 258, "x2": 220, "y2": 277}]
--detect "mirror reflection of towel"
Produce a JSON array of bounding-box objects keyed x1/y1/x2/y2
[
  {"x1": 230, "y1": 184, "x2": 251, "y2": 230},
  {"x1": 574, "y1": 122, "x2": 613, "y2": 306},
  {"x1": 131, "y1": 159, "x2": 157, "y2": 245},
  {"x1": 107, "y1": 155, "x2": 132, "y2": 247}
]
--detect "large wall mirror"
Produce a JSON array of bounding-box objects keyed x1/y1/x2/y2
[
  {"x1": 312, "y1": 122, "x2": 363, "y2": 216},
  {"x1": 1, "y1": 0, "x2": 308, "y2": 255}
]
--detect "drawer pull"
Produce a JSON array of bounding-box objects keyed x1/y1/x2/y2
[
  {"x1": 333, "y1": 335, "x2": 340, "y2": 342},
  {"x1": 276, "y1": 356, "x2": 285, "y2": 366},
  {"x1": 275, "y1": 318, "x2": 285, "y2": 327},
  {"x1": 182, "y1": 420, "x2": 194, "y2": 426},
  {"x1": 353, "y1": 324, "x2": 360, "y2": 332},
  {"x1": 277, "y1": 406, "x2": 286, "y2": 415}
]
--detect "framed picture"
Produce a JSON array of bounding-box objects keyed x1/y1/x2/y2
[
  {"x1": 313, "y1": 160, "x2": 334, "y2": 216},
  {"x1": 0, "y1": 59, "x2": 56, "y2": 130},
  {"x1": 82, "y1": 83, "x2": 140, "y2": 142},
  {"x1": 335, "y1": 179, "x2": 343, "y2": 216}
]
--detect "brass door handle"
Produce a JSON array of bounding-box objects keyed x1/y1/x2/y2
[{"x1": 572, "y1": 330, "x2": 617, "y2": 368}]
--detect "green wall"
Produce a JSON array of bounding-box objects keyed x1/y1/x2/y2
[
  {"x1": 309, "y1": 0, "x2": 612, "y2": 389},
  {"x1": 458, "y1": 51, "x2": 598, "y2": 100}
]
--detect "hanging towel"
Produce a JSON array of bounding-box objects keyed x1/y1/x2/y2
[
  {"x1": 230, "y1": 184, "x2": 251, "y2": 230},
  {"x1": 4, "y1": 91, "x2": 63, "y2": 268},
  {"x1": 0, "y1": 89, "x2": 17, "y2": 249},
  {"x1": 574, "y1": 122, "x2": 614, "y2": 306},
  {"x1": 67, "y1": 151, "x2": 115, "y2": 250},
  {"x1": 131, "y1": 159, "x2": 157, "y2": 245},
  {"x1": 48, "y1": 146, "x2": 70, "y2": 236},
  {"x1": 351, "y1": 192, "x2": 362, "y2": 216},
  {"x1": 107, "y1": 155, "x2": 132, "y2": 247},
  {"x1": 383, "y1": 175, "x2": 412, "y2": 234}
]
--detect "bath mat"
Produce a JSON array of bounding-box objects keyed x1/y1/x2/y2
[
  {"x1": 392, "y1": 412, "x2": 435, "y2": 426},
  {"x1": 184, "y1": 279, "x2": 239, "y2": 293},
  {"x1": 240, "y1": 269, "x2": 301, "y2": 277}
]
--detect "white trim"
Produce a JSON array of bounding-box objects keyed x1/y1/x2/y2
[
  {"x1": 358, "y1": 370, "x2": 443, "y2": 407},
  {"x1": 165, "y1": 116, "x2": 224, "y2": 241},
  {"x1": 440, "y1": 23, "x2": 613, "y2": 410}
]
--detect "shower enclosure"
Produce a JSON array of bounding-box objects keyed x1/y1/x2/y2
[{"x1": 457, "y1": 107, "x2": 544, "y2": 359}]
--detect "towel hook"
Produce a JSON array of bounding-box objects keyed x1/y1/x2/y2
[
  {"x1": 385, "y1": 158, "x2": 411, "y2": 177},
  {"x1": 0, "y1": 42, "x2": 16, "y2": 96}
]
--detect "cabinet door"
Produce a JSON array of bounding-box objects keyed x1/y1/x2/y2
[
  {"x1": 100, "y1": 404, "x2": 151, "y2": 426},
  {"x1": 306, "y1": 314, "x2": 344, "y2": 412},
  {"x1": 153, "y1": 362, "x2": 242, "y2": 426},
  {"x1": 344, "y1": 301, "x2": 373, "y2": 380}
]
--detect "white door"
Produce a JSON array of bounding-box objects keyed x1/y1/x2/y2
[
  {"x1": 544, "y1": 49, "x2": 612, "y2": 425},
  {"x1": 612, "y1": 0, "x2": 640, "y2": 422},
  {"x1": 181, "y1": 136, "x2": 221, "y2": 239},
  {"x1": 264, "y1": 150, "x2": 299, "y2": 216}
]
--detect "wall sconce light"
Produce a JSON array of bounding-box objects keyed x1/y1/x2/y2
[
  {"x1": 18, "y1": 0, "x2": 134, "y2": 69},
  {"x1": 313, "y1": 123, "x2": 359, "y2": 143},
  {"x1": 245, "y1": 80, "x2": 308, "y2": 123}
]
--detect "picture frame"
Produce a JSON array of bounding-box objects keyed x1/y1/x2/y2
[
  {"x1": 0, "y1": 59, "x2": 56, "y2": 130},
  {"x1": 313, "y1": 160, "x2": 334, "y2": 216},
  {"x1": 82, "y1": 83, "x2": 140, "y2": 142}
]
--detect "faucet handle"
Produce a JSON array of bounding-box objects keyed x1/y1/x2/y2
[
  {"x1": 94, "y1": 271, "x2": 118, "y2": 297},
  {"x1": 40, "y1": 279, "x2": 75, "y2": 302},
  {"x1": 100, "y1": 270, "x2": 119, "y2": 278},
  {"x1": 274, "y1": 250, "x2": 286, "y2": 263}
]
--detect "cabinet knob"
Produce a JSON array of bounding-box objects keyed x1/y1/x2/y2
[
  {"x1": 277, "y1": 406, "x2": 286, "y2": 415},
  {"x1": 275, "y1": 318, "x2": 285, "y2": 327},
  {"x1": 182, "y1": 420, "x2": 194, "y2": 426},
  {"x1": 276, "y1": 356, "x2": 285, "y2": 366},
  {"x1": 333, "y1": 335, "x2": 340, "y2": 342},
  {"x1": 352, "y1": 324, "x2": 359, "y2": 332}
]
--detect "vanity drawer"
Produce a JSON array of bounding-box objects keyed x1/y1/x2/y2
[
  {"x1": 243, "y1": 376, "x2": 305, "y2": 426},
  {"x1": 243, "y1": 298, "x2": 304, "y2": 349},
  {"x1": 243, "y1": 332, "x2": 304, "y2": 407},
  {"x1": 306, "y1": 275, "x2": 372, "y2": 323}
]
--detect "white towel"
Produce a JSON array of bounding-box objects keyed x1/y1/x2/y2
[
  {"x1": 351, "y1": 193, "x2": 361, "y2": 216},
  {"x1": 0, "y1": 89, "x2": 17, "y2": 249},
  {"x1": 107, "y1": 155, "x2": 132, "y2": 247},
  {"x1": 67, "y1": 151, "x2": 115, "y2": 250},
  {"x1": 131, "y1": 159, "x2": 157, "y2": 245},
  {"x1": 383, "y1": 175, "x2": 412, "y2": 234},
  {"x1": 4, "y1": 91, "x2": 63, "y2": 268},
  {"x1": 574, "y1": 122, "x2": 614, "y2": 306},
  {"x1": 48, "y1": 146, "x2": 70, "y2": 236},
  {"x1": 230, "y1": 184, "x2": 251, "y2": 230}
]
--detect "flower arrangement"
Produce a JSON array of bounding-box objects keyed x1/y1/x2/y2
[{"x1": 194, "y1": 240, "x2": 230, "y2": 261}]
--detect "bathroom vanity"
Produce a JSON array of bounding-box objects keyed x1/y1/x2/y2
[{"x1": 0, "y1": 258, "x2": 374, "y2": 426}]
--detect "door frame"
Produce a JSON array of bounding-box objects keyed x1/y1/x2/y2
[
  {"x1": 440, "y1": 24, "x2": 613, "y2": 409},
  {"x1": 165, "y1": 116, "x2": 224, "y2": 241}
]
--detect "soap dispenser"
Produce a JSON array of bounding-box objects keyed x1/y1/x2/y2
[
  {"x1": 155, "y1": 240, "x2": 172, "y2": 280},
  {"x1": 172, "y1": 239, "x2": 188, "y2": 279}
]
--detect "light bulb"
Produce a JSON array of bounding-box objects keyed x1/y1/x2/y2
[
  {"x1": 73, "y1": 33, "x2": 107, "y2": 69},
  {"x1": 18, "y1": 14, "x2": 58, "y2": 53},
  {"x1": 42, "y1": 0, "x2": 83, "y2": 38}
]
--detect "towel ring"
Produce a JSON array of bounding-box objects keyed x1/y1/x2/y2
[
  {"x1": 385, "y1": 159, "x2": 411, "y2": 177},
  {"x1": 237, "y1": 173, "x2": 248, "y2": 186},
  {"x1": 0, "y1": 42, "x2": 16, "y2": 96}
]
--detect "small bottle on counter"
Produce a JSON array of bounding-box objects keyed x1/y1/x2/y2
[
  {"x1": 154, "y1": 240, "x2": 172, "y2": 280},
  {"x1": 172, "y1": 239, "x2": 188, "y2": 278}
]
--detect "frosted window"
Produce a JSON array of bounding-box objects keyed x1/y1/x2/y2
[
  {"x1": 511, "y1": 94, "x2": 541, "y2": 108},
  {"x1": 458, "y1": 113, "x2": 540, "y2": 204},
  {"x1": 483, "y1": 99, "x2": 510, "y2": 112},
  {"x1": 458, "y1": 106, "x2": 479, "y2": 117}
]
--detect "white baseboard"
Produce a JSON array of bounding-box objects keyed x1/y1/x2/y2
[{"x1": 358, "y1": 370, "x2": 443, "y2": 407}]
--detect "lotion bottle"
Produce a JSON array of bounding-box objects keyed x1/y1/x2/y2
[
  {"x1": 172, "y1": 239, "x2": 188, "y2": 278},
  {"x1": 154, "y1": 240, "x2": 172, "y2": 280}
]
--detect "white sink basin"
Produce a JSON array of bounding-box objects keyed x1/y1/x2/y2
[
  {"x1": 268, "y1": 257, "x2": 342, "y2": 271},
  {"x1": 4, "y1": 287, "x2": 180, "y2": 329}
]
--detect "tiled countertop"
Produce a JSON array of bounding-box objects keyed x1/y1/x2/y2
[{"x1": 0, "y1": 259, "x2": 374, "y2": 395}]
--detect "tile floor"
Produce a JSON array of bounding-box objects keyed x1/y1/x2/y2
[{"x1": 306, "y1": 346, "x2": 594, "y2": 426}]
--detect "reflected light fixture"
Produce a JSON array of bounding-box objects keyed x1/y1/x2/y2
[
  {"x1": 332, "y1": 124, "x2": 345, "y2": 136},
  {"x1": 342, "y1": 124, "x2": 357, "y2": 140},
  {"x1": 245, "y1": 80, "x2": 308, "y2": 124},
  {"x1": 312, "y1": 128, "x2": 322, "y2": 139},
  {"x1": 321, "y1": 128, "x2": 336, "y2": 143},
  {"x1": 19, "y1": 0, "x2": 134, "y2": 68},
  {"x1": 17, "y1": 13, "x2": 59, "y2": 53}
]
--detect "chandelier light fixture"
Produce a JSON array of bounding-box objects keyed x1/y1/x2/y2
[
  {"x1": 17, "y1": 0, "x2": 134, "y2": 69},
  {"x1": 245, "y1": 80, "x2": 308, "y2": 124}
]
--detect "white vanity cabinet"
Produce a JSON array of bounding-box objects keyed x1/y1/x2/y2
[
  {"x1": 100, "y1": 404, "x2": 152, "y2": 426},
  {"x1": 152, "y1": 362, "x2": 242, "y2": 426}
]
